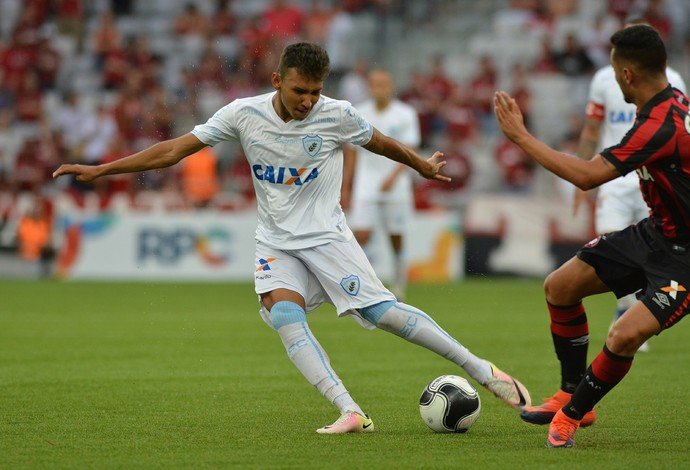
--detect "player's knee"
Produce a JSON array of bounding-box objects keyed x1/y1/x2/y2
[
  {"x1": 544, "y1": 270, "x2": 577, "y2": 305},
  {"x1": 359, "y1": 300, "x2": 396, "y2": 326},
  {"x1": 269, "y1": 301, "x2": 307, "y2": 329},
  {"x1": 606, "y1": 323, "x2": 646, "y2": 356}
]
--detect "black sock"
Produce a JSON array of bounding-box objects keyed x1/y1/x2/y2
[
  {"x1": 563, "y1": 345, "x2": 633, "y2": 420},
  {"x1": 547, "y1": 301, "x2": 589, "y2": 393}
]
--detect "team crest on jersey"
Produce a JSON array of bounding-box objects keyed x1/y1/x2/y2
[
  {"x1": 340, "y1": 275, "x2": 360, "y2": 296},
  {"x1": 302, "y1": 134, "x2": 323, "y2": 157}
]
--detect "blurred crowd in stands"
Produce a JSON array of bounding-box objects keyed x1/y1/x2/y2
[{"x1": 0, "y1": 0, "x2": 688, "y2": 261}]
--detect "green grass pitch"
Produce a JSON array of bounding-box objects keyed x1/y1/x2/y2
[{"x1": 2, "y1": 278, "x2": 689, "y2": 468}]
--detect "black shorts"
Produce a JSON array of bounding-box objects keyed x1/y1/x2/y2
[{"x1": 577, "y1": 218, "x2": 690, "y2": 331}]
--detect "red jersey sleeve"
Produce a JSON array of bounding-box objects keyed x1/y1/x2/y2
[{"x1": 600, "y1": 110, "x2": 676, "y2": 175}]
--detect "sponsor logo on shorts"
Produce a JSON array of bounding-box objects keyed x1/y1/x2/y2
[
  {"x1": 340, "y1": 274, "x2": 360, "y2": 296},
  {"x1": 661, "y1": 280, "x2": 686, "y2": 300},
  {"x1": 653, "y1": 292, "x2": 670, "y2": 309},
  {"x1": 256, "y1": 257, "x2": 276, "y2": 271}
]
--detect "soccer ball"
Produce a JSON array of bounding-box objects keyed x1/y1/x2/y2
[{"x1": 419, "y1": 375, "x2": 481, "y2": 433}]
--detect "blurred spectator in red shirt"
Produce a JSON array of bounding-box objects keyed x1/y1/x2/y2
[
  {"x1": 469, "y1": 55, "x2": 497, "y2": 117},
  {"x1": 124, "y1": 35, "x2": 161, "y2": 92},
  {"x1": 91, "y1": 10, "x2": 121, "y2": 68},
  {"x1": 226, "y1": 71, "x2": 258, "y2": 102},
  {"x1": 35, "y1": 37, "x2": 60, "y2": 90},
  {"x1": 427, "y1": 56, "x2": 454, "y2": 102},
  {"x1": 641, "y1": 0, "x2": 672, "y2": 42},
  {"x1": 443, "y1": 85, "x2": 478, "y2": 142},
  {"x1": 14, "y1": 138, "x2": 53, "y2": 192},
  {"x1": 400, "y1": 71, "x2": 435, "y2": 147},
  {"x1": 213, "y1": 0, "x2": 238, "y2": 35},
  {"x1": 608, "y1": 0, "x2": 636, "y2": 22},
  {"x1": 15, "y1": 70, "x2": 43, "y2": 125},
  {"x1": 261, "y1": 0, "x2": 305, "y2": 41},
  {"x1": 112, "y1": 86, "x2": 144, "y2": 141},
  {"x1": 494, "y1": 137, "x2": 535, "y2": 192},
  {"x1": 100, "y1": 134, "x2": 133, "y2": 194},
  {"x1": 23, "y1": 0, "x2": 51, "y2": 26},
  {"x1": 1, "y1": 30, "x2": 36, "y2": 92},
  {"x1": 174, "y1": 3, "x2": 210, "y2": 36},
  {"x1": 0, "y1": 70, "x2": 14, "y2": 112},
  {"x1": 533, "y1": 38, "x2": 558, "y2": 74},
  {"x1": 148, "y1": 85, "x2": 173, "y2": 140},
  {"x1": 102, "y1": 45, "x2": 128, "y2": 90}
]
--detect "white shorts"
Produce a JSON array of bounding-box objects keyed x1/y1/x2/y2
[
  {"x1": 254, "y1": 237, "x2": 396, "y2": 329},
  {"x1": 596, "y1": 181, "x2": 648, "y2": 234},
  {"x1": 348, "y1": 198, "x2": 412, "y2": 234}
]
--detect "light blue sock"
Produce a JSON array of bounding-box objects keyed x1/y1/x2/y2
[
  {"x1": 270, "y1": 301, "x2": 364, "y2": 415},
  {"x1": 360, "y1": 301, "x2": 492, "y2": 384}
]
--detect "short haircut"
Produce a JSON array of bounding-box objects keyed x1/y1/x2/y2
[
  {"x1": 610, "y1": 24, "x2": 666, "y2": 75},
  {"x1": 277, "y1": 42, "x2": 330, "y2": 81}
]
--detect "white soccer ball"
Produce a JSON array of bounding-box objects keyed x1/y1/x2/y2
[{"x1": 419, "y1": 375, "x2": 481, "y2": 433}]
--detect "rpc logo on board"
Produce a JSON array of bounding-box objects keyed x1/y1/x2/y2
[{"x1": 138, "y1": 227, "x2": 231, "y2": 266}]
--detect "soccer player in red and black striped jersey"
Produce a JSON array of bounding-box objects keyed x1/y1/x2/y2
[{"x1": 494, "y1": 24, "x2": 690, "y2": 448}]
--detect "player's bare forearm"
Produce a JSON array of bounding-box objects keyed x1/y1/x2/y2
[
  {"x1": 53, "y1": 133, "x2": 206, "y2": 181},
  {"x1": 514, "y1": 133, "x2": 616, "y2": 190},
  {"x1": 363, "y1": 128, "x2": 449, "y2": 181},
  {"x1": 494, "y1": 91, "x2": 617, "y2": 190}
]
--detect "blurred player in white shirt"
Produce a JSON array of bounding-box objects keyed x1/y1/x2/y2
[
  {"x1": 343, "y1": 69, "x2": 420, "y2": 301},
  {"x1": 53, "y1": 43, "x2": 530, "y2": 434},
  {"x1": 574, "y1": 20, "x2": 687, "y2": 352}
]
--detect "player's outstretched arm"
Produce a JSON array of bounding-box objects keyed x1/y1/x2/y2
[
  {"x1": 362, "y1": 128, "x2": 450, "y2": 182},
  {"x1": 493, "y1": 91, "x2": 619, "y2": 190},
  {"x1": 52, "y1": 133, "x2": 207, "y2": 182}
]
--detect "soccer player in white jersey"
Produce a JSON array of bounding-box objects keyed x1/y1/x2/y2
[
  {"x1": 574, "y1": 21, "x2": 687, "y2": 352},
  {"x1": 342, "y1": 69, "x2": 419, "y2": 301},
  {"x1": 53, "y1": 43, "x2": 530, "y2": 433}
]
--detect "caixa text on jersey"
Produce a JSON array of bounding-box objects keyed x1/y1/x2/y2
[{"x1": 252, "y1": 165, "x2": 319, "y2": 185}]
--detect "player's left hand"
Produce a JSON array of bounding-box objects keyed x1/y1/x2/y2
[
  {"x1": 421, "y1": 151, "x2": 451, "y2": 182},
  {"x1": 494, "y1": 91, "x2": 529, "y2": 143}
]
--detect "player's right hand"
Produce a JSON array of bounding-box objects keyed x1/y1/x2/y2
[
  {"x1": 422, "y1": 151, "x2": 451, "y2": 182},
  {"x1": 52, "y1": 164, "x2": 101, "y2": 182}
]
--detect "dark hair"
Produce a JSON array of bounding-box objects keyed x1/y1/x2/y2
[
  {"x1": 610, "y1": 24, "x2": 666, "y2": 75},
  {"x1": 277, "y1": 42, "x2": 330, "y2": 81}
]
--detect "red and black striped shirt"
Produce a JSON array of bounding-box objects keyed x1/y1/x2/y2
[{"x1": 601, "y1": 86, "x2": 690, "y2": 242}]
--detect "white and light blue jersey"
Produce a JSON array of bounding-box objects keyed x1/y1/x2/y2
[
  {"x1": 352, "y1": 99, "x2": 420, "y2": 203},
  {"x1": 192, "y1": 92, "x2": 373, "y2": 249},
  {"x1": 587, "y1": 65, "x2": 686, "y2": 191},
  {"x1": 588, "y1": 65, "x2": 686, "y2": 150}
]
